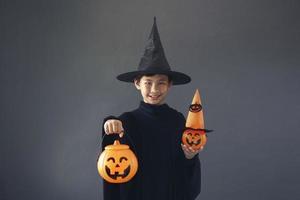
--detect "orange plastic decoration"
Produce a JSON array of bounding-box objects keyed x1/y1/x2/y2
[
  {"x1": 97, "y1": 140, "x2": 138, "y2": 184},
  {"x1": 182, "y1": 89, "x2": 208, "y2": 150}
]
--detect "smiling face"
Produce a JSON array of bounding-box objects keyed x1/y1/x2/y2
[
  {"x1": 97, "y1": 141, "x2": 138, "y2": 183},
  {"x1": 182, "y1": 128, "x2": 207, "y2": 150},
  {"x1": 134, "y1": 74, "x2": 172, "y2": 105},
  {"x1": 104, "y1": 155, "x2": 131, "y2": 180}
]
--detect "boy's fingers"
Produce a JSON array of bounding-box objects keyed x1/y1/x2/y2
[
  {"x1": 119, "y1": 129, "x2": 124, "y2": 138},
  {"x1": 104, "y1": 124, "x2": 108, "y2": 133},
  {"x1": 181, "y1": 144, "x2": 192, "y2": 154},
  {"x1": 189, "y1": 147, "x2": 194, "y2": 152},
  {"x1": 104, "y1": 120, "x2": 124, "y2": 136},
  {"x1": 181, "y1": 144, "x2": 205, "y2": 159},
  {"x1": 108, "y1": 123, "x2": 114, "y2": 133},
  {"x1": 117, "y1": 120, "x2": 122, "y2": 127},
  {"x1": 181, "y1": 144, "x2": 187, "y2": 150},
  {"x1": 181, "y1": 144, "x2": 187, "y2": 152},
  {"x1": 104, "y1": 122, "x2": 109, "y2": 134},
  {"x1": 112, "y1": 123, "x2": 118, "y2": 133},
  {"x1": 105, "y1": 123, "x2": 111, "y2": 134}
]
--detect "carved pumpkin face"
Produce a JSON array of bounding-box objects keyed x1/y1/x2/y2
[
  {"x1": 97, "y1": 140, "x2": 138, "y2": 183},
  {"x1": 182, "y1": 128, "x2": 207, "y2": 150}
]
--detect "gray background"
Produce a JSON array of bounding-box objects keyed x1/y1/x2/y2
[{"x1": 1, "y1": 0, "x2": 300, "y2": 200}]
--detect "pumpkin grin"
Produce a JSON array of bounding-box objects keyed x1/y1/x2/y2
[
  {"x1": 182, "y1": 129, "x2": 207, "y2": 150},
  {"x1": 105, "y1": 165, "x2": 131, "y2": 180},
  {"x1": 186, "y1": 137, "x2": 201, "y2": 146}
]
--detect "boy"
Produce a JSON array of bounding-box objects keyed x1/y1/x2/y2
[{"x1": 102, "y1": 18, "x2": 202, "y2": 200}]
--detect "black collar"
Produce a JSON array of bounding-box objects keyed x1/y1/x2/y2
[{"x1": 138, "y1": 101, "x2": 169, "y2": 115}]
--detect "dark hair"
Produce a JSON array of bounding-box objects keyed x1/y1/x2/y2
[{"x1": 134, "y1": 73, "x2": 172, "y2": 83}]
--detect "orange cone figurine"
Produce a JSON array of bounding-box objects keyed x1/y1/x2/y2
[{"x1": 182, "y1": 89, "x2": 212, "y2": 150}]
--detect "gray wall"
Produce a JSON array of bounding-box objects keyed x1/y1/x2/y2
[{"x1": 1, "y1": 0, "x2": 300, "y2": 199}]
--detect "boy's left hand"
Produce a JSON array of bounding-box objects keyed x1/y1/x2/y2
[{"x1": 181, "y1": 144, "x2": 204, "y2": 159}]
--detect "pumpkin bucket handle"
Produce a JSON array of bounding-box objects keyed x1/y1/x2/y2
[{"x1": 101, "y1": 131, "x2": 138, "y2": 155}]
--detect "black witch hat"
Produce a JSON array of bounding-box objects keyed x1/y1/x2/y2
[{"x1": 117, "y1": 17, "x2": 191, "y2": 85}]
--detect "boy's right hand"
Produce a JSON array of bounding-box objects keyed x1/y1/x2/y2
[{"x1": 104, "y1": 119, "x2": 124, "y2": 137}]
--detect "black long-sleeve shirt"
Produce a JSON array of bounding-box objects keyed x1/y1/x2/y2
[{"x1": 101, "y1": 101, "x2": 201, "y2": 200}]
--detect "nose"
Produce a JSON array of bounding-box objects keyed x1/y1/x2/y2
[{"x1": 151, "y1": 83, "x2": 159, "y2": 93}]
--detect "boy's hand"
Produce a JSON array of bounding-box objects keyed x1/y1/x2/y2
[
  {"x1": 181, "y1": 144, "x2": 204, "y2": 159},
  {"x1": 104, "y1": 119, "x2": 124, "y2": 137}
]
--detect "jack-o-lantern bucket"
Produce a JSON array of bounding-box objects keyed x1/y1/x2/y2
[{"x1": 97, "y1": 139, "x2": 138, "y2": 184}]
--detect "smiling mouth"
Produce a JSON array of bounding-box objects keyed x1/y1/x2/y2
[
  {"x1": 105, "y1": 165, "x2": 131, "y2": 180},
  {"x1": 186, "y1": 138, "x2": 201, "y2": 146},
  {"x1": 149, "y1": 95, "x2": 161, "y2": 99}
]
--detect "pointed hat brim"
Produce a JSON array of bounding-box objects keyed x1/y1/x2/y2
[{"x1": 117, "y1": 69, "x2": 191, "y2": 85}]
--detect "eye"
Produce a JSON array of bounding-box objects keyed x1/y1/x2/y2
[
  {"x1": 107, "y1": 157, "x2": 115, "y2": 163},
  {"x1": 144, "y1": 82, "x2": 152, "y2": 86},
  {"x1": 119, "y1": 157, "x2": 128, "y2": 163},
  {"x1": 188, "y1": 132, "x2": 192, "y2": 136},
  {"x1": 195, "y1": 133, "x2": 200, "y2": 137}
]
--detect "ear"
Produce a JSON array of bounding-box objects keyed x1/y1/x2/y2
[{"x1": 134, "y1": 79, "x2": 141, "y2": 90}]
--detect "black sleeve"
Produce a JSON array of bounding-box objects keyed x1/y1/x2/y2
[
  {"x1": 179, "y1": 113, "x2": 201, "y2": 200},
  {"x1": 184, "y1": 156, "x2": 201, "y2": 200}
]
